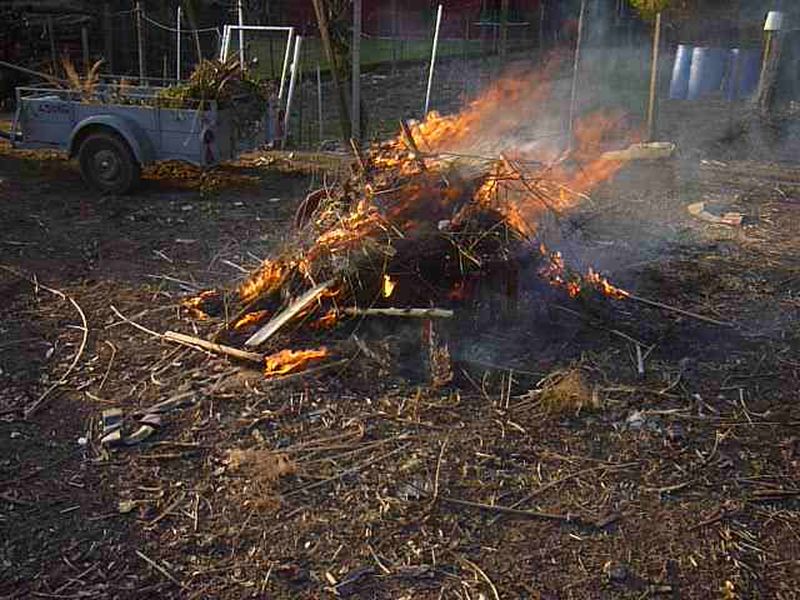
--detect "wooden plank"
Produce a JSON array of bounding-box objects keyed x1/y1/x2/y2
[{"x1": 245, "y1": 279, "x2": 335, "y2": 348}]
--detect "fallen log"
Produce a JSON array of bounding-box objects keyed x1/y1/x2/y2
[{"x1": 163, "y1": 331, "x2": 263, "y2": 363}]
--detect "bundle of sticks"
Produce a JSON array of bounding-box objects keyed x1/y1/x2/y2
[{"x1": 174, "y1": 114, "x2": 630, "y2": 378}]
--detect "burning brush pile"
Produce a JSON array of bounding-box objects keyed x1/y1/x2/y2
[{"x1": 181, "y1": 75, "x2": 634, "y2": 381}]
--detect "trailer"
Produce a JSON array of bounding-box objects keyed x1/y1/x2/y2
[{"x1": 1, "y1": 82, "x2": 278, "y2": 194}]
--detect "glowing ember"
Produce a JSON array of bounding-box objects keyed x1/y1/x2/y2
[
  {"x1": 382, "y1": 275, "x2": 396, "y2": 298},
  {"x1": 181, "y1": 290, "x2": 220, "y2": 320},
  {"x1": 310, "y1": 309, "x2": 339, "y2": 330},
  {"x1": 233, "y1": 309, "x2": 270, "y2": 330},
  {"x1": 263, "y1": 347, "x2": 329, "y2": 378}
]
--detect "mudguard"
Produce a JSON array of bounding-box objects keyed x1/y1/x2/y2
[{"x1": 68, "y1": 115, "x2": 155, "y2": 165}]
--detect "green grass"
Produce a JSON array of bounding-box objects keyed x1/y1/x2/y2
[{"x1": 243, "y1": 37, "x2": 507, "y2": 80}]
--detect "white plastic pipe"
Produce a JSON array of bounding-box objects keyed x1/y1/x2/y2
[
  {"x1": 424, "y1": 4, "x2": 443, "y2": 117},
  {"x1": 238, "y1": 0, "x2": 245, "y2": 69},
  {"x1": 176, "y1": 6, "x2": 182, "y2": 80},
  {"x1": 283, "y1": 35, "x2": 303, "y2": 147}
]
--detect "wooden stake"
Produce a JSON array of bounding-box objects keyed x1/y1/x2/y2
[
  {"x1": 390, "y1": 0, "x2": 399, "y2": 75},
  {"x1": 104, "y1": 3, "x2": 114, "y2": 72},
  {"x1": 756, "y1": 30, "x2": 783, "y2": 114},
  {"x1": 646, "y1": 12, "x2": 662, "y2": 141},
  {"x1": 81, "y1": 25, "x2": 90, "y2": 72},
  {"x1": 499, "y1": 0, "x2": 509, "y2": 58},
  {"x1": 352, "y1": 0, "x2": 362, "y2": 140},
  {"x1": 539, "y1": 0, "x2": 546, "y2": 48},
  {"x1": 316, "y1": 63, "x2": 324, "y2": 143},
  {"x1": 47, "y1": 16, "x2": 57, "y2": 74},
  {"x1": 135, "y1": 1, "x2": 146, "y2": 84},
  {"x1": 567, "y1": 0, "x2": 586, "y2": 152},
  {"x1": 311, "y1": 0, "x2": 352, "y2": 143}
]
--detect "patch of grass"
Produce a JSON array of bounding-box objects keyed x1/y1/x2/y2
[{"x1": 538, "y1": 368, "x2": 599, "y2": 415}]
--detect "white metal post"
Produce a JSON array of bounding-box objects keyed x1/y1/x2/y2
[
  {"x1": 176, "y1": 6, "x2": 182, "y2": 80},
  {"x1": 424, "y1": 4, "x2": 443, "y2": 117},
  {"x1": 283, "y1": 36, "x2": 303, "y2": 147},
  {"x1": 238, "y1": 0, "x2": 245, "y2": 69},
  {"x1": 278, "y1": 29, "x2": 294, "y2": 101}
]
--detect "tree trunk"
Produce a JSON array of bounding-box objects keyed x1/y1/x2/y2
[{"x1": 311, "y1": 0, "x2": 352, "y2": 142}]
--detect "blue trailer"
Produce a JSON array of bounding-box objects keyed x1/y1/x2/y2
[{"x1": 1, "y1": 82, "x2": 276, "y2": 194}]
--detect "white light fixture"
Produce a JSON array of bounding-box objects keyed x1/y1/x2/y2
[{"x1": 764, "y1": 11, "x2": 784, "y2": 32}]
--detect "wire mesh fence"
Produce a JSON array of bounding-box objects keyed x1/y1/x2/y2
[{"x1": 3, "y1": 2, "x2": 799, "y2": 152}]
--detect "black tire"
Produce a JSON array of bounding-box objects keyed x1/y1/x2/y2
[{"x1": 78, "y1": 132, "x2": 141, "y2": 195}]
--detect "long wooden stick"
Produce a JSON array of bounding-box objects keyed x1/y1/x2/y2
[
  {"x1": 622, "y1": 292, "x2": 733, "y2": 328},
  {"x1": 441, "y1": 496, "x2": 587, "y2": 524},
  {"x1": 352, "y1": 0, "x2": 362, "y2": 139},
  {"x1": 343, "y1": 307, "x2": 453, "y2": 319},
  {"x1": 646, "y1": 12, "x2": 662, "y2": 141},
  {"x1": 163, "y1": 331, "x2": 263, "y2": 363}
]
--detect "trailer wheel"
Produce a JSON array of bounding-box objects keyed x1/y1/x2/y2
[{"x1": 78, "y1": 132, "x2": 141, "y2": 195}]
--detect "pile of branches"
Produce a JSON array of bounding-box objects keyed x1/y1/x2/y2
[
  {"x1": 180, "y1": 123, "x2": 612, "y2": 379},
  {"x1": 155, "y1": 59, "x2": 274, "y2": 109},
  {"x1": 48, "y1": 58, "x2": 274, "y2": 112}
]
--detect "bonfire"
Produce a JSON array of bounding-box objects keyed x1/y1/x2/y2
[{"x1": 179, "y1": 73, "x2": 634, "y2": 379}]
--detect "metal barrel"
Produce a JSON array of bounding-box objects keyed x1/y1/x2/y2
[
  {"x1": 738, "y1": 50, "x2": 761, "y2": 96},
  {"x1": 688, "y1": 46, "x2": 727, "y2": 100},
  {"x1": 723, "y1": 48, "x2": 741, "y2": 101},
  {"x1": 723, "y1": 48, "x2": 762, "y2": 101},
  {"x1": 669, "y1": 44, "x2": 693, "y2": 100}
]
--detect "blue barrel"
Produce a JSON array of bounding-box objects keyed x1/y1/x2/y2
[
  {"x1": 739, "y1": 50, "x2": 761, "y2": 96},
  {"x1": 704, "y1": 48, "x2": 727, "y2": 93},
  {"x1": 669, "y1": 44, "x2": 693, "y2": 100},
  {"x1": 724, "y1": 49, "x2": 741, "y2": 101},
  {"x1": 724, "y1": 49, "x2": 761, "y2": 101},
  {"x1": 688, "y1": 47, "x2": 727, "y2": 100}
]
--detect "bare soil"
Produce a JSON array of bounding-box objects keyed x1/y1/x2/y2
[{"x1": 1, "y1": 132, "x2": 800, "y2": 600}]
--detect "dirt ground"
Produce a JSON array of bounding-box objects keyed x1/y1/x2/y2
[{"x1": 2, "y1": 116, "x2": 800, "y2": 600}]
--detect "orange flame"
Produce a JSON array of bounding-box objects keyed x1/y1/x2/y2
[
  {"x1": 310, "y1": 309, "x2": 339, "y2": 330},
  {"x1": 263, "y1": 347, "x2": 329, "y2": 378},
  {"x1": 585, "y1": 268, "x2": 630, "y2": 300},
  {"x1": 538, "y1": 243, "x2": 630, "y2": 300},
  {"x1": 232, "y1": 309, "x2": 270, "y2": 331},
  {"x1": 239, "y1": 260, "x2": 287, "y2": 303}
]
